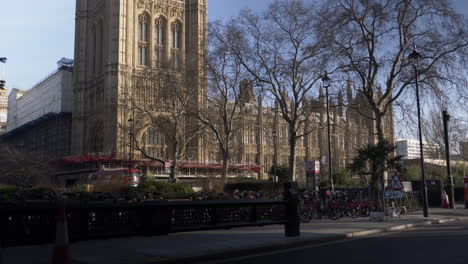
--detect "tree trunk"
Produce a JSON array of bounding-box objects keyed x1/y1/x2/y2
[
  {"x1": 375, "y1": 113, "x2": 385, "y2": 144},
  {"x1": 170, "y1": 142, "x2": 179, "y2": 183},
  {"x1": 374, "y1": 113, "x2": 386, "y2": 211},
  {"x1": 221, "y1": 147, "x2": 229, "y2": 188},
  {"x1": 288, "y1": 124, "x2": 297, "y2": 182}
]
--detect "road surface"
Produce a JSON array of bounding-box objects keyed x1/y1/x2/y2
[{"x1": 209, "y1": 221, "x2": 468, "y2": 264}]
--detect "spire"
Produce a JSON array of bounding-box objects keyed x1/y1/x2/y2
[
  {"x1": 240, "y1": 79, "x2": 255, "y2": 106},
  {"x1": 319, "y1": 86, "x2": 325, "y2": 112},
  {"x1": 346, "y1": 78, "x2": 353, "y2": 108},
  {"x1": 338, "y1": 91, "x2": 344, "y2": 116}
]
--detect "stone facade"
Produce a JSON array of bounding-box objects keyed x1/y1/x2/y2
[
  {"x1": 202, "y1": 81, "x2": 394, "y2": 186},
  {"x1": 72, "y1": 0, "x2": 207, "y2": 158},
  {"x1": 72, "y1": 0, "x2": 394, "y2": 185}
]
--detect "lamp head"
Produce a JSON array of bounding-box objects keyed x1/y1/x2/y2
[
  {"x1": 408, "y1": 46, "x2": 422, "y2": 63},
  {"x1": 321, "y1": 71, "x2": 331, "y2": 87}
]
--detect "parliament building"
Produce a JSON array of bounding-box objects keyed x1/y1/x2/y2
[{"x1": 2, "y1": 0, "x2": 394, "y2": 187}]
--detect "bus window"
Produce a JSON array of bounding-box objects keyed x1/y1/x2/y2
[{"x1": 125, "y1": 170, "x2": 140, "y2": 187}]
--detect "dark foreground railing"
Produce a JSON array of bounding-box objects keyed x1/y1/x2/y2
[{"x1": 0, "y1": 199, "x2": 291, "y2": 248}]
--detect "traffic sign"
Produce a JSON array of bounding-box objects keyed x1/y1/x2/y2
[
  {"x1": 384, "y1": 190, "x2": 404, "y2": 199},
  {"x1": 389, "y1": 174, "x2": 404, "y2": 190}
]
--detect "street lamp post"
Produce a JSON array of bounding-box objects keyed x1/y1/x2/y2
[
  {"x1": 442, "y1": 110, "x2": 455, "y2": 209},
  {"x1": 408, "y1": 47, "x2": 429, "y2": 217},
  {"x1": 128, "y1": 118, "x2": 134, "y2": 163},
  {"x1": 272, "y1": 130, "x2": 278, "y2": 182},
  {"x1": 322, "y1": 72, "x2": 335, "y2": 192}
]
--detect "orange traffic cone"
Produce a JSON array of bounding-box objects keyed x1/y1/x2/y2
[
  {"x1": 52, "y1": 201, "x2": 71, "y2": 264},
  {"x1": 441, "y1": 190, "x2": 450, "y2": 209}
]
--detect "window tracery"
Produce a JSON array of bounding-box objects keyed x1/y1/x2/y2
[
  {"x1": 143, "y1": 127, "x2": 167, "y2": 159},
  {"x1": 137, "y1": 13, "x2": 149, "y2": 66},
  {"x1": 154, "y1": 17, "x2": 167, "y2": 68},
  {"x1": 171, "y1": 21, "x2": 182, "y2": 70}
]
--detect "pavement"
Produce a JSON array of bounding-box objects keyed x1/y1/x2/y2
[{"x1": 3, "y1": 207, "x2": 468, "y2": 264}]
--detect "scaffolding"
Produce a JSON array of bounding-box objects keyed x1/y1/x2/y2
[{"x1": 52, "y1": 152, "x2": 263, "y2": 179}]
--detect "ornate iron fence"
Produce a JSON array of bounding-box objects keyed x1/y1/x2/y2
[{"x1": 0, "y1": 199, "x2": 288, "y2": 248}]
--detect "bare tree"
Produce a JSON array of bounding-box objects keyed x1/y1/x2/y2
[
  {"x1": 316, "y1": 0, "x2": 468, "y2": 144},
  {"x1": 423, "y1": 108, "x2": 468, "y2": 160},
  {"x1": 0, "y1": 143, "x2": 50, "y2": 190},
  {"x1": 121, "y1": 67, "x2": 203, "y2": 182},
  {"x1": 212, "y1": 0, "x2": 327, "y2": 181},
  {"x1": 194, "y1": 24, "x2": 248, "y2": 186}
]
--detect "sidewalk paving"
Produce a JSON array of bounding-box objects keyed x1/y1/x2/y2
[{"x1": 4, "y1": 207, "x2": 468, "y2": 264}]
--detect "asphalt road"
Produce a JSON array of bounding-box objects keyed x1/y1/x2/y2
[{"x1": 210, "y1": 221, "x2": 468, "y2": 264}]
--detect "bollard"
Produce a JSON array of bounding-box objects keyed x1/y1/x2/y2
[
  {"x1": 464, "y1": 178, "x2": 468, "y2": 209},
  {"x1": 284, "y1": 182, "x2": 300, "y2": 237}
]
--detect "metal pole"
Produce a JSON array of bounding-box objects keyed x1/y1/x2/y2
[
  {"x1": 325, "y1": 84, "x2": 335, "y2": 192},
  {"x1": 443, "y1": 110, "x2": 455, "y2": 209},
  {"x1": 414, "y1": 64, "x2": 429, "y2": 217},
  {"x1": 273, "y1": 130, "x2": 278, "y2": 182}
]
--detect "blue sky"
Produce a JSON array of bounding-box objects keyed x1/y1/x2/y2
[
  {"x1": 0, "y1": 0, "x2": 275, "y2": 90},
  {"x1": 0, "y1": 0, "x2": 467, "y2": 90}
]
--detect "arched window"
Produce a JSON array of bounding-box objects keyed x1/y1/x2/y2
[
  {"x1": 137, "y1": 13, "x2": 149, "y2": 66},
  {"x1": 171, "y1": 22, "x2": 181, "y2": 49},
  {"x1": 154, "y1": 17, "x2": 166, "y2": 68},
  {"x1": 142, "y1": 127, "x2": 167, "y2": 159},
  {"x1": 171, "y1": 21, "x2": 182, "y2": 69}
]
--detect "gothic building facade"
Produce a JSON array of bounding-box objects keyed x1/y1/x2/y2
[
  {"x1": 72, "y1": 0, "x2": 394, "y2": 186},
  {"x1": 202, "y1": 81, "x2": 394, "y2": 186},
  {"x1": 72, "y1": 0, "x2": 207, "y2": 159}
]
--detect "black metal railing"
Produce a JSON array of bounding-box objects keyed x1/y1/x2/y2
[{"x1": 0, "y1": 199, "x2": 289, "y2": 248}]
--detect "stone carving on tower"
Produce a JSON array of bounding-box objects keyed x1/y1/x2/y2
[{"x1": 72, "y1": 0, "x2": 208, "y2": 159}]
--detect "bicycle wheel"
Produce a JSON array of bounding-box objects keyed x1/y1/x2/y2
[
  {"x1": 328, "y1": 209, "x2": 340, "y2": 220},
  {"x1": 360, "y1": 207, "x2": 370, "y2": 217},
  {"x1": 300, "y1": 211, "x2": 312, "y2": 223},
  {"x1": 347, "y1": 208, "x2": 358, "y2": 218}
]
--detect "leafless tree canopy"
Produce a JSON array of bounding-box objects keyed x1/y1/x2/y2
[
  {"x1": 121, "y1": 67, "x2": 203, "y2": 182},
  {"x1": 316, "y1": 0, "x2": 468, "y2": 143},
  {"x1": 423, "y1": 108, "x2": 468, "y2": 159},
  {"x1": 211, "y1": 0, "x2": 329, "y2": 180},
  {"x1": 0, "y1": 143, "x2": 50, "y2": 189},
  {"x1": 195, "y1": 23, "x2": 250, "y2": 186}
]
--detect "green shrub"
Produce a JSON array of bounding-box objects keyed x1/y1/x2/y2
[
  {"x1": 24, "y1": 187, "x2": 55, "y2": 200},
  {"x1": 0, "y1": 185, "x2": 18, "y2": 200},
  {"x1": 132, "y1": 180, "x2": 195, "y2": 199}
]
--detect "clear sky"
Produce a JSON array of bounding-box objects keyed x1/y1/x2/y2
[
  {"x1": 0, "y1": 0, "x2": 275, "y2": 91},
  {"x1": 0, "y1": 0, "x2": 467, "y2": 91}
]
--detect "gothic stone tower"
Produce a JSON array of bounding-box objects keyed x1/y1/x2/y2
[{"x1": 72, "y1": 0, "x2": 207, "y2": 156}]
